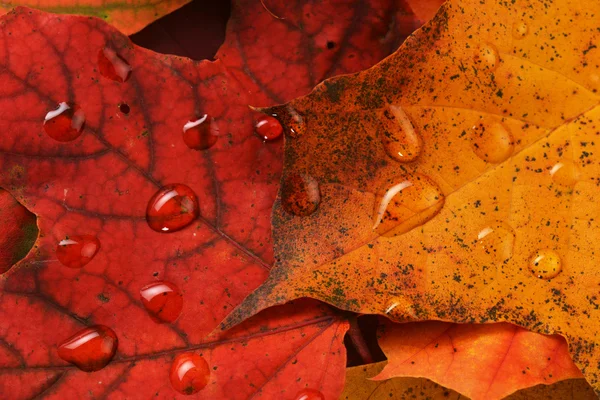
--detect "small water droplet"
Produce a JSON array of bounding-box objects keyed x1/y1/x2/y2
[
  {"x1": 281, "y1": 174, "x2": 320, "y2": 216},
  {"x1": 470, "y1": 117, "x2": 514, "y2": 163},
  {"x1": 146, "y1": 184, "x2": 199, "y2": 233},
  {"x1": 295, "y1": 389, "x2": 325, "y2": 400},
  {"x1": 373, "y1": 174, "x2": 445, "y2": 237},
  {"x1": 169, "y1": 353, "x2": 210, "y2": 395},
  {"x1": 58, "y1": 325, "x2": 118, "y2": 372},
  {"x1": 530, "y1": 249, "x2": 562, "y2": 279},
  {"x1": 140, "y1": 281, "x2": 183, "y2": 323},
  {"x1": 255, "y1": 115, "x2": 283, "y2": 141},
  {"x1": 550, "y1": 161, "x2": 580, "y2": 186},
  {"x1": 384, "y1": 296, "x2": 417, "y2": 319},
  {"x1": 475, "y1": 222, "x2": 515, "y2": 263},
  {"x1": 380, "y1": 105, "x2": 422, "y2": 163},
  {"x1": 182, "y1": 115, "x2": 219, "y2": 150},
  {"x1": 512, "y1": 22, "x2": 528, "y2": 39},
  {"x1": 98, "y1": 47, "x2": 131, "y2": 82},
  {"x1": 474, "y1": 43, "x2": 500, "y2": 71},
  {"x1": 56, "y1": 235, "x2": 100, "y2": 268},
  {"x1": 43, "y1": 102, "x2": 85, "y2": 142}
]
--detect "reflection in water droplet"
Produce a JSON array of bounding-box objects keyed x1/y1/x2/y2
[
  {"x1": 294, "y1": 388, "x2": 325, "y2": 400},
  {"x1": 255, "y1": 115, "x2": 283, "y2": 141},
  {"x1": 475, "y1": 222, "x2": 515, "y2": 264},
  {"x1": 550, "y1": 161, "x2": 580, "y2": 186},
  {"x1": 140, "y1": 281, "x2": 183, "y2": 323},
  {"x1": 470, "y1": 117, "x2": 514, "y2": 163},
  {"x1": 474, "y1": 43, "x2": 500, "y2": 71},
  {"x1": 58, "y1": 325, "x2": 118, "y2": 372},
  {"x1": 43, "y1": 102, "x2": 85, "y2": 142},
  {"x1": 380, "y1": 105, "x2": 422, "y2": 163},
  {"x1": 98, "y1": 47, "x2": 131, "y2": 82},
  {"x1": 146, "y1": 184, "x2": 199, "y2": 233},
  {"x1": 56, "y1": 235, "x2": 100, "y2": 268},
  {"x1": 169, "y1": 353, "x2": 210, "y2": 395},
  {"x1": 182, "y1": 114, "x2": 219, "y2": 150},
  {"x1": 373, "y1": 174, "x2": 445, "y2": 237},
  {"x1": 281, "y1": 174, "x2": 320, "y2": 216},
  {"x1": 530, "y1": 249, "x2": 562, "y2": 279},
  {"x1": 512, "y1": 22, "x2": 528, "y2": 39}
]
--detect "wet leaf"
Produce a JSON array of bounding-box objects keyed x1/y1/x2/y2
[
  {"x1": 0, "y1": 0, "x2": 417, "y2": 396},
  {"x1": 341, "y1": 361, "x2": 596, "y2": 400},
  {"x1": 0, "y1": 0, "x2": 190, "y2": 35},
  {"x1": 376, "y1": 321, "x2": 582, "y2": 399},
  {"x1": 224, "y1": 0, "x2": 600, "y2": 391}
]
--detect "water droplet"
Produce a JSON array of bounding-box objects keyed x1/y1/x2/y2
[
  {"x1": 58, "y1": 325, "x2": 118, "y2": 372},
  {"x1": 550, "y1": 161, "x2": 580, "y2": 186},
  {"x1": 530, "y1": 249, "x2": 562, "y2": 279},
  {"x1": 475, "y1": 222, "x2": 515, "y2": 263},
  {"x1": 384, "y1": 296, "x2": 417, "y2": 319},
  {"x1": 470, "y1": 117, "x2": 514, "y2": 163},
  {"x1": 295, "y1": 389, "x2": 325, "y2": 400},
  {"x1": 169, "y1": 353, "x2": 210, "y2": 395},
  {"x1": 373, "y1": 174, "x2": 445, "y2": 237},
  {"x1": 43, "y1": 102, "x2": 85, "y2": 142},
  {"x1": 140, "y1": 281, "x2": 183, "y2": 323},
  {"x1": 513, "y1": 21, "x2": 528, "y2": 39},
  {"x1": 146, "y1": 184, "x2": 199, "y2": 233},
  {"x1": 56, "y1": 235, "x2": 100, "y2": 268},
  {"x1": 255, "y1": 115, "x2": 283, "y2": 141},
  {"x1": 380, "y1": 105, "x2": 422, "y2": 163},
  {"x1": 474, "y1": 43, "x2": 500, "y2": 71},
  {"x1": 281, "y1": 174, "x2": 320, "y2": 216},
  {"x1": 182, "y1": 115, "x2": 219, "y2": 150},
  {"x1": 98, "y1": 47, "x2": 131, "y2": 82}
]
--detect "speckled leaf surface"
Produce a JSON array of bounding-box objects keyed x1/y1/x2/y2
[
  {"x1": 224, "y1": 0, "x2": 600, "y2": 391},
  {"x1": 0, "y1": 1, "x2": 416, "y2": 397}
]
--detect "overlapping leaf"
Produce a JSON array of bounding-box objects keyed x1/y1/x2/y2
[
  {"x1": 341, "y1": 362, "x2": 596, "y2": 400},
  {"x1": 0, "y1": 0, "x2": 190, "y2": 35},
  {"x1": 0, "y1": 0, "x2": 418, "y2": 397},
  {"x1": 376, "y1": 321, "x2": 582, "y2": 399},
  {"x1": 224, "y1": 0, "x2": 600, "y2": 391}
]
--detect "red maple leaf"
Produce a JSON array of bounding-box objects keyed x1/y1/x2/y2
[{"x1": 0, "y1": 1, "x2": 417, "y2": 397}]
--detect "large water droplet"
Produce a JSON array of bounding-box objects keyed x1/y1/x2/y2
[
  {"x1": 98, "y1": 47, "x2": 131, "y2": 82},
  {"x1": 470, "y1": 117, "x2": 514, "y2": 163},
  {"x1": 550, "y1": 161, "x2": 580, "y2": 186},
  {"x1": 169, "y1": 353, "x2": 210, "y2": 395},
  {"x1": 372, "y1": 174, "x2": 445, "y2": 237},
  {"x1": 294, "y1": 388, "x2": 325, "y2": 400},
  {"x1": 475, "y1": 222, "x2": 515, "y2": 264},
  {"x1": 58, "y1": 325, "x2": 118, "y2": 372},
  {"x1": 43, "y1": 102, "x2": 85, "y2": 142},
  {"x1": 146, "y1": 184, "x2": 199, "y2": 233},
  {"x1": 56, "y1": 235, "x2": 100, "y2": 268},
  {"x1": 473, "y1": 43, "x2": 500, "y2": 71},
  {"x1": 281, "y1": 174, "x2": 320, "y2": 216},
  {"x1": 140, "y1": 281, "x2": 183, "y2": 323},
  {"x1": 513, "y1": 21, "x2": 528, "y2": 39},
  {"x1": 182, "y1": 115, "x2": 219, "y2": 150},
  {"x1": 379, "y1": 105, "x2": 422, "y2": 163},
  {"x1": 255, "y1": 115, "x2": 283, "y2": 141},
  {"x1": 530, "y1": 249, "x2": 562, "y2": 279}
]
